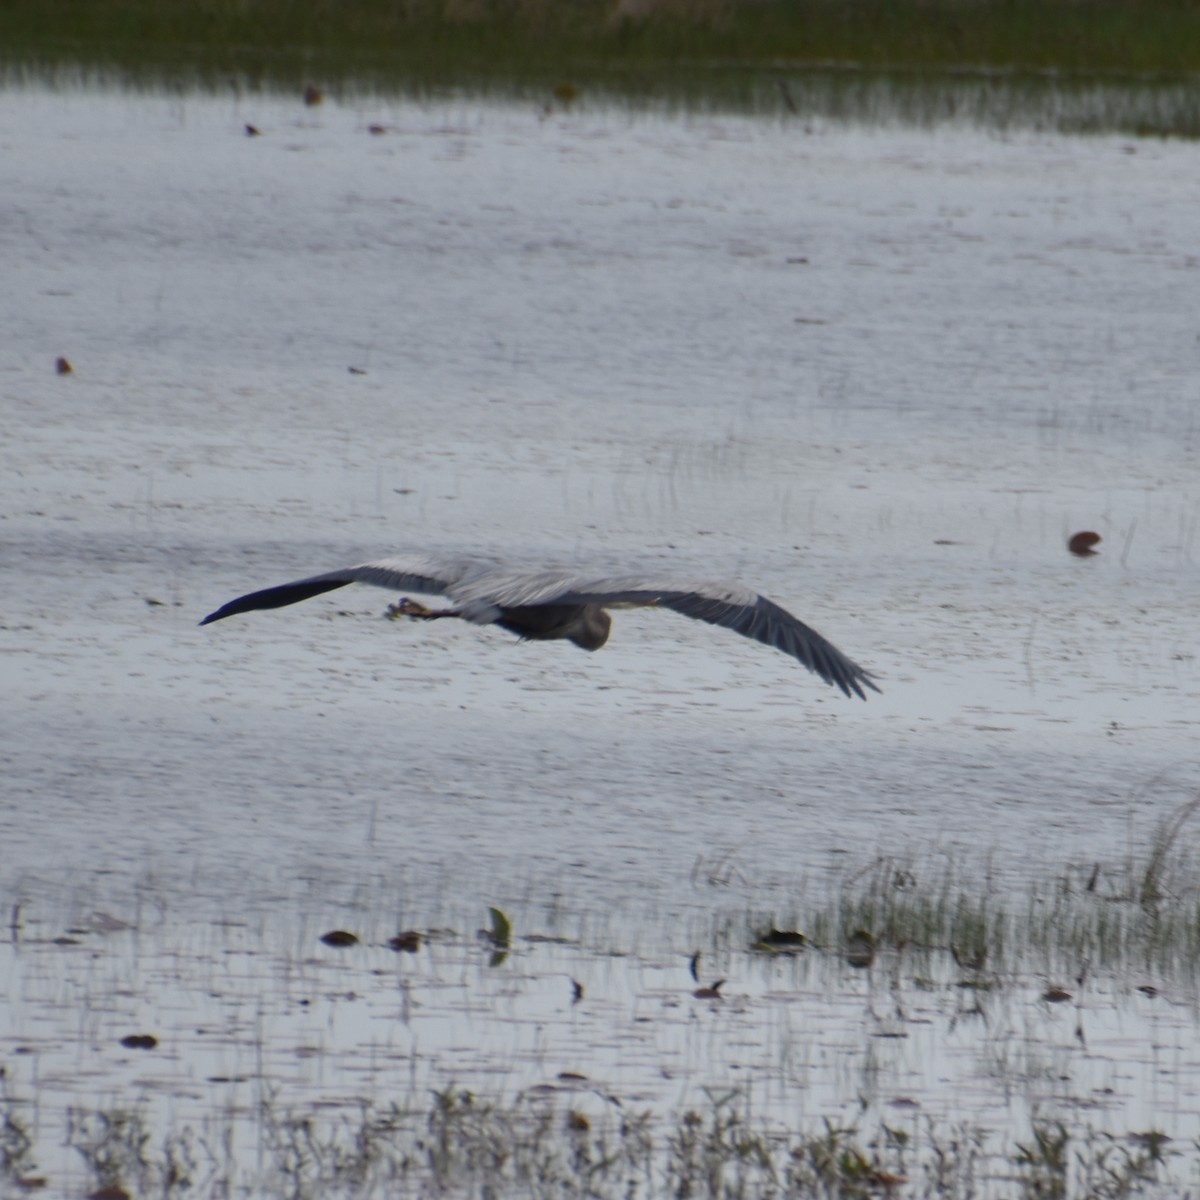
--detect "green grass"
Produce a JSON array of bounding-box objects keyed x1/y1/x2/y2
[
  {"x1": 3, "y1": 0, "x2": 1200, "y2": 114},
  {"x1": 5, "y1": 0, "x2": 1200, "y2": 73}
]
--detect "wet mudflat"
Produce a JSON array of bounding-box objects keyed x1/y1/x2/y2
[{"x1": 2, "y1": 83, "x2": 1200, "y2": 1195}]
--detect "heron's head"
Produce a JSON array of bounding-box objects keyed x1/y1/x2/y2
[{"x1": 568, "y1": 605, "x2": 611, "y2": 652}]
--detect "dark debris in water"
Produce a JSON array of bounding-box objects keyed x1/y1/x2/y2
[
  {"x1": 320, "y1": 929, "x2": 359, "y2": 948},
  {"x1": 119, "y1": 1034, "x2": 158, "y2": 1050},
  {"x1": 753, "y1": 927, "x2": 807, "y2": 953},
  {"x1": 1042, "y1": 986, "x2": 1073, "y2": 1003}
]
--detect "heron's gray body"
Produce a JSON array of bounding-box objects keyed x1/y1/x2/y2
[{"x1": 200, "y1": 553, "x2": 878, "y2": 699}]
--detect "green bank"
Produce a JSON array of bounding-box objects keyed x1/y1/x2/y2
[{"x1": 4, "y1": 0, "x2": 1200, "y2": 133}]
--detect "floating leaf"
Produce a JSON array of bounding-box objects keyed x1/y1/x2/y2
[{"x1": 487, "y1": 906, "x2": 511, "y2": 948}]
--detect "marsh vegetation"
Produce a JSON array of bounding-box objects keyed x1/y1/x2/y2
[
  {"x1": 0, "y1": 1088, "x2": 1183, "y2": 1198},
  {"x1": 4, "y1": 801, "x2": 1200, "y2": 1198},
  {"x1": 4, "y1": 0, "x2": 1200, "y2": 134}
]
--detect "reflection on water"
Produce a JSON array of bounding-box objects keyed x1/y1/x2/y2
[
  {"x1": 4, "y1": 59, "x2": 1200, "y2": 136},
  {"x1": 764, "y1": 66, "x2": 1200, "y2": 137}
]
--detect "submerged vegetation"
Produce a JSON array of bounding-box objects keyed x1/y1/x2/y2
[{"x1": 4, "y1": 0, "x2": 1200, "y2": 134}]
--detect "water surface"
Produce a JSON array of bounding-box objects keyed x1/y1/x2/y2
[{"x1": 2, "y1": 82, "x2": 1200, "y2": 1194}]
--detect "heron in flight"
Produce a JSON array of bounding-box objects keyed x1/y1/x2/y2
[{"x1": 200, "y1": 553, "x2": 878, "y2": 699}]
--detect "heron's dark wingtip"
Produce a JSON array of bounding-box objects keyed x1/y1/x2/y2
[
  {"x1": 832, "y1": 669, "x2": 881, "y2": 700},
  {"x1": 197, "y1": 577, "x2": 354, "y2": 627},
  {"x1": 847, "y1": 674, "x2": 882, "y2": 701}
]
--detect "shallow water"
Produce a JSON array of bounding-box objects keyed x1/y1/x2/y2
[
  {"x1": 3, "y1": 83, "x2": 1200, "y2": 1193},
  {"x1": 3, "y1": 914, "x2": 1199, "y2": 1196}
]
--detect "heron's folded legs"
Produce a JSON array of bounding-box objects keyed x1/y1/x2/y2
[{"x1": 385, "y1": 597, "x2": 462, "y2": 622}]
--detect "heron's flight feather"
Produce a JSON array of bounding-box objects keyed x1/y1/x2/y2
[{"x1": 200, "y1": 553, "x2": 878, "y2": 699}]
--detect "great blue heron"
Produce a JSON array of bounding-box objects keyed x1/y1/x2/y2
[{"x1": 200, "y1": 553, "x2": 879, "y2": 699}]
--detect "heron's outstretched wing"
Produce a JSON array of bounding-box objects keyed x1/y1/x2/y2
[
  {"x1": 199, "y1": 555, "x2": 481, "y2": 626},
  {"x1": 200, "y1": 556, "x2": 878, "y2": 699},
  {"x1": 556, "y1": 577, "x2": 880, "y2": 700}
]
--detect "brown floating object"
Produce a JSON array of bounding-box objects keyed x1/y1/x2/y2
[
  {"x1": 692, "y1": 979, "x2": 725, "y2": 999},
  {"x1": 1042, "y1": 986, "x2": 1072, "y2": 1003},
  {"x1": 119, "y1": 1034, "x2": 158, "y2": 1050},
  {"x1": 320, "y1": 929, "x2": 359, "y2": 947},
  {"x1": 303, "y1": 84, "x2": 324, "y2": 107},
  {"x1": 55, "y1": 356, "x2": 73, "y2": 375},
  {"x1": 245, "y1": 124, "x2": 261, "y2": 137},
  {"x1": 753, "y1": 928, "x2": 808, "y2": 955},
  {"x1": 758, "y1": 926, "x2": 806, "y2": 945},
  {"x1": 388, "y1": 930, "x2": 421, "y2": 953},
  {"x1": 845, "y1": 929, "x2": 876, "y2": 969},
  {"x1": 1068, "y1": 531, "x2": 1101, "y2": 556}
]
